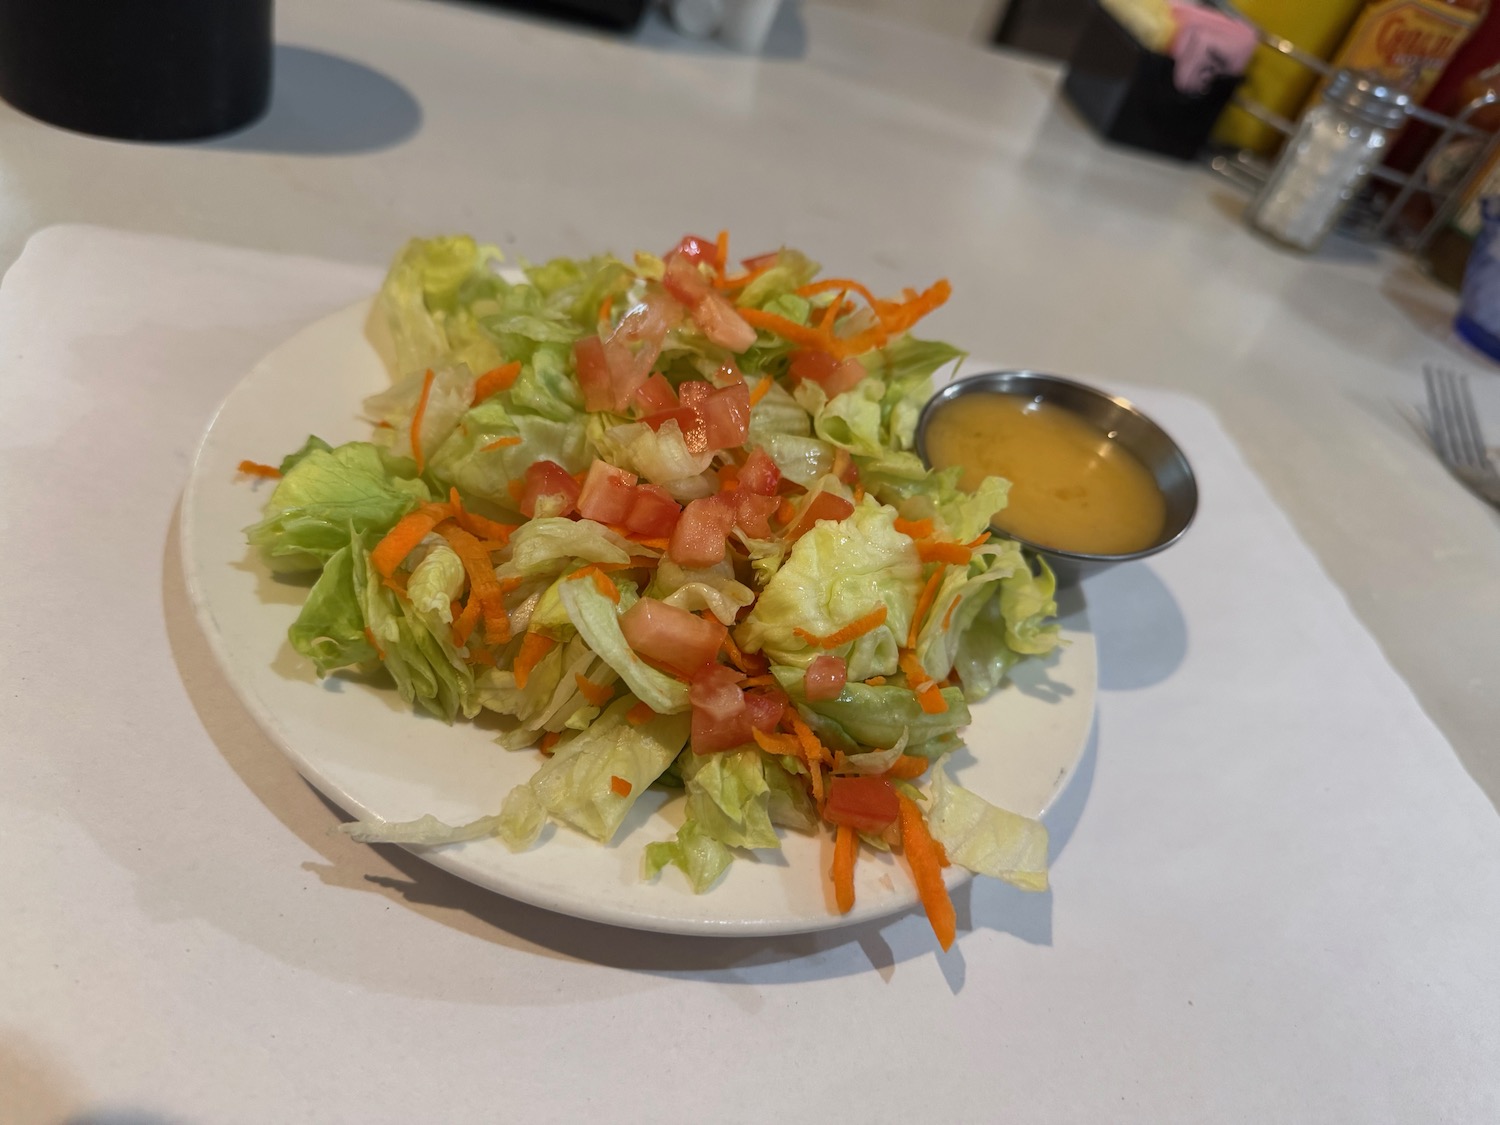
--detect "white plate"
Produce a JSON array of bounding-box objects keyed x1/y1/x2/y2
[{"x1": 181, "y1": 299, "x2": 1097, "y2": 936}]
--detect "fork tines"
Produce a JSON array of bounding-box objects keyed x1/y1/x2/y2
[{"x1": 1424, "y1": 364, "x2": 1494, "y2": 476}]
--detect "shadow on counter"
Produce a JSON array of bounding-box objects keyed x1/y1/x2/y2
[{"x1": 203, "y1": 45, "x2": 422, "y2": 156}]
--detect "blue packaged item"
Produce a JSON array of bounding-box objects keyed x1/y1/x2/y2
[{"x1": 1456, "y1": 197, "x2": 1500, "y2": 363}]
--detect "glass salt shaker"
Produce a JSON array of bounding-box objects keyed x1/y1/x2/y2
[{"x1": 1246, "y1": 71, "x2": 1410, "y2": 252}]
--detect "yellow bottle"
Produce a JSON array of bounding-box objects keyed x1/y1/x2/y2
[{"x1": 1212, "y1": 0, "x2": 1368, "y2": 154}]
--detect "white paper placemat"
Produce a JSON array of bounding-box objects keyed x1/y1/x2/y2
[{"x1": 2, "y1": 225, "x2": 1497, "y2": 1124}]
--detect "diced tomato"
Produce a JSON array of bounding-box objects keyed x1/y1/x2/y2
[
  {"x1": 520, "y1": 460, "x2": 581, "y2": 518},
  {"x1": 623, "y1": 483, "x2": 681, "y2": 538},
  {"x1": 785, "y1": 491, "x2": 855, "y2": 540},
  {"x1": 669, "y1": 494, "x2": 737, "y2": 568},
  {"x1": 804, "y1": 655, "x2": 847, "y2": 702},
  {"x1": 739, "y1": 448, "x2": 781, "y2": 496},
  {"x1": 697, "y1": 381, "x2": 751, "y2": 451},
  {"x1": 790, "y1": 349, "x2": 864, "y2": 397},
  {"x1": 678, "y1": 380, "x2": 714, "y2": 408},
  {"x1": 734, "y1": 491, "x2": 779, "y2": 538},
  {"x1": 574, "y1": 335, "x2": 614, "y2": 413},
  {"x1": 663, "y1": 252, "x2": 713, "y2": 307},
  {"x1": 824, "y1": 775, "x2": 900, "y2": 833},
  {"x1": 789, "y1": 350, "x2": 838, "y2": 383},
  {"x1": 632, "y1": 372, "x2": 678, "y2": 415},
  {"x1": 671, "y1": 235, "x2": 717, "y2": 263},
  {"x1": 689, "y1": 663, "x2": 752, "y2": 754},
  {"x1": 604, "y1": 295, "x2": 681, "y2": 409},
  {"x1": 692, "y1": 291, "x2": 757, "y2": 353},
  {"x1": 822, "y1": 358, "x2": 867, "y2": 398},
  {"x1": 743, "y1": 689, "x2": 785, "y2": 732},
  {"x1": 576, "y1": 460, "x2": 639, "y2": 525},
  {"x1": 619, "y1": 597, "x2": 726, "y2": 679}
]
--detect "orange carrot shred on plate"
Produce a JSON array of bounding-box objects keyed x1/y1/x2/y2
[
  {"x1": 437, "y1": 523, "x2": 511, "y2": 644},
  {"x1": 714, "y1": 230, "x2": 730, "y2": 276},
  {"x1": 598, "y1": 293, "x2": 615, "y2": 326},
  {"x1": 818, "y1": 290, "x2": 847, "y2": 335},
  {"x1": 626, "y1": 700, "x2": 656, "y2": 726},
  {"x1": 883, "y1": 754, "x2": 930, "y2": 780},
  {"x1": 362, "y1": 626, "x2": 386, "y2": 661},
  {"x1": 540, "y1": 731, "x2": 561, "y2": 754},
  {"x1": 569, "y1": 564, "x2": 620, "y2": 604},
  {"x1": 907, "y1": 566, "x2": 946, "y2": 649},
  {"x1": 963, "y1": 531, "x2": 992, "y2": 550},
  {"x1": 456, "y1": 509, "x2": 518, "y2": 543},
  {"x1": 792, "y1": 604, "x2": 888, "y2": 650},
  {"x1": 632, "y1": 536, "x2": 672, "y2": 551},
  {"x1": 853, "y1": 485, "x2": 865, "y2": 504},
  {"x1": 796, "y1": 277, "x2": 883, "y2": 309},
  {"x1": 832, "y1": 823, "x2": 857, "y2": 914},
  {"x1": 898, "y1": 793, "x2": 956, "y2": 950},
  {"x1": 739, "y1": 307, "x2": 833, "y2": 353},
  {"x1": 786, "y1": 709, "x2": 832, "y2": 768},
  {"x1": 410, "y1": 368, "x2": 436, "y2": 473},
  {"x1": 941, "y1": 596, "x2": 962, "y2": 630},
  {"x1": 236, "y1": 459, "x2": 282, "y2": 479},
  {"x1": 748, "y1": 377, "x2": 772, "y2": 406},
  {"x1": 916, "y1": 683, "x2": 948, "y2": 715},
  {"x1": 467, "y1": 646, "x2": 497, "y2": 667},
  {"x1": 893, "y1": 516, "x2": 934, "y2": 539},
  {"x1": 752, "y1": 728, "x2": 801, "y2": 757},
  {"x1": 775, "y1": 497, "x2": 797, "y2": 526},
  {"x1": 382, "y1": 571, "x2": 409, "y2": 599},
  {"x1": 864, "y1": 675, "x2": 887, "y2": 686},
  {"x1": 472, "y1": 361, "x2": 522, "y2": 404},
  {"x1": 610, "y1": 775, "x2": 633, "y2": 798},
  {"x1": 507, "y1": 479, "x2": 525, "y2": 505},
  {"x1": 451, "y1": 596, "x2": 483, "y2": 649},
  {"x1": 739, "y1": 674, "x2": 778, "y2": 688},
  {"x1": 513, "y1": 631, "x2": 555, "y2": 690},
  {"x1": 371, "y1": 506, "x2": 449, "y2": 578},
  {"x1": 575, "y1": 674, "x2": 614, "y2": 708},
  {"x1": 918, "y1": 540, "x2": 972, "y2": 566},
  {"x1": 482, "y1": 436, "x2": 524, "y2": 452}
]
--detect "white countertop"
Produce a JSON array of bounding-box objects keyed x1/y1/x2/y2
[{"x1": 3, "y1": 2, "x2": 1499, "y2": 1120}]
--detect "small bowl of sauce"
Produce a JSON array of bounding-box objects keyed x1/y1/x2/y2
[{"x1": 915, "y1": 371, "x2": 1197, "y2": 582}]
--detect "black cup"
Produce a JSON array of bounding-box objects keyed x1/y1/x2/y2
[{"x1": 0, "y1": 0, "x2": 272, "y2": 141}]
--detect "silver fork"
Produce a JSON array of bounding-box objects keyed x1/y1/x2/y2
[{"x1": 1423, "y1": 364, "x2": 1500, "y2": 509}]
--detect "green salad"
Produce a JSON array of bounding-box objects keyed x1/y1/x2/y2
[{"x1": 243, "y1": 232, "x2": 1060, "y2": 948}]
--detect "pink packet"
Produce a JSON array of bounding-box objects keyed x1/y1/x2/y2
[{"x1": 1169, "y1": 3, "x2": 1256, "y2": 95}]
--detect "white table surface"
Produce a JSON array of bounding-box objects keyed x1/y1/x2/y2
[{"x1": 2, "y1": 2, "x2": 1499, "y2": 1121}]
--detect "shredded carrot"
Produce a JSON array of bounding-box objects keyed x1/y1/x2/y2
[
  {"x1": 507, "y1": 479, "x2": 525, "y2": 506},
  {"x1": 786, "y1": 709, "x2": 833, "y2": 768},
  {"x1": 792, "y1": 605, "x2": 888, "y2": 650},
  {"x1": 513, "y1": 632, "x2": 555, "y2": 690},
  {"x1": 916, "y1": 683, "x2": 948, "y2": 714},
  {"x1": 918, "y1": 540, "x2": 972, "y2": 566},
  {"x1": 626, "y1": 700, "x2": 656, "y2": 726},
  {"x1": 748, "y1": 377, "x2": 772, "y2": 406},
  {"x1": 370, "y1": 505, "x2": 450, "y2": 578},
  {"x1": 908, "y1": 566, "x2": 946, "y2": 649},
  {"x1": 818, "y1": 289, "x2": 847, "y2": 334},
  {"x1": 893, "y1": 517, "x2": 934, "y2": 539},
  {"x1": 437, "y1": 523, "x2": 511, "y2": 644},
  {"x1": 362, "y1": 626, "x2": 385, "y2": 661},
  {"x1": 853, "y1": 484, "x2": 865, "y2": 504},
  {"x1": 610, "y1": 775, "x2": 633, "y2": 797},
  {"x1": 962, "y1": 531, "x2": 992, "y2": 550},
  {"x1": 575, "y1": 674, "x2": 614, "y2": 708},
  {"x1": 445, "y1": 487, "x2": 518, "y2": 543},
  {"x1": 898, "y1": 794, "x2": 956, "y2": 950},
  {"x1": 482, "y1": 436, "x2": 523, "y2": 452},
  {"x1": 941, "y1": 596, "x2": 962, "y2": 630},
  {"x1": 451, "y1": 596, "x2": 483, "y2": 648},
  {"x1": 752, "y1": 728, "x2": 801, "y2": 757},
  {"x1": 540, "y1": 731, "x2": 561, "y2": 754},
  {"x1": 374, "y1": 420, "x2": 395, "y2": 430},
  {"x1": 570, "y1": 564, "x2": 620, "y2": 604},
  {"x1": 236, "y1": 459, "x2": 281, "y2": 479},
  {"x1": 883, "y1": 754, "x2": 930, "y2": 780},
  {"x1": 382, "y1": 571, "x2": 409, "y2": 598},
  {"x1": 739, "y1": 674, "x2": 778, "y2": 688},
  {"x1": 598, "y1": 293, "x2": 615, "y2": 326},
  {"x1": 808, "y1": 756, "x2": 825, "y2": 806},
  {"x1": 472, "y1": 361, "x2": 522, "y2": 403},
  {"x1": 714, "y1": 230, "x2": 729, "y2": 277},
  {"x1": 775, "y1": 497, "x2": 797, "y2": 526},
  {"x1": 716, "y1": 262, "x2": 774, "y2": 290},
  {"x1": 864, "y1": 676, "x2": 887, "y2": 686},
  {"x1": 466, "y1": 646, "x2": 497, "y2": 667},
  {"x1": 832, "y1": 824, "x2": 857, "y2": 914},
  {"x1": 410, "y1": 368, "x2": 436, "y2": 473},
  {"x1": 739, "y1": 307, "x2": 834, "y2": 353},
  {"x1": 632, "y1": 536, "x2": 671, "y2": 551}
]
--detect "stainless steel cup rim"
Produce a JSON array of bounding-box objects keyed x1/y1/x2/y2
[{"x1": 914, "y1": 370, "x2": 1199, "y2": 568}]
